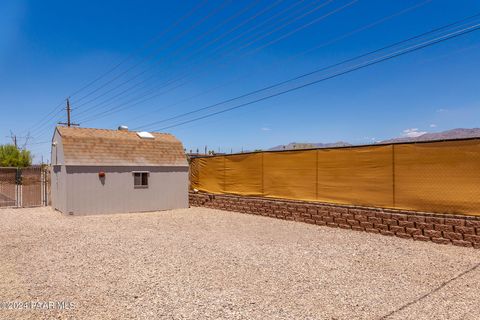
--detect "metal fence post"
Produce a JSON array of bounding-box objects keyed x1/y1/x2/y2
[
  {"x1": 315, "y1": 150, "x2": 319, "y2": 200},
  {"x1": 392, "y1": 144, "x2": 396, "y2": 208},
  {"x1": 16, "y1": 168, "x2": 21, "y2": 208},
  {"x1": 44, "y1": 168, "x2": 47, "y2": 206},
  {"x1": 261, "y1": 152, "x2": 265, "y2": 197},
  {"x1": 223, "y1": 156, "x2": 226, "y2": 193}
]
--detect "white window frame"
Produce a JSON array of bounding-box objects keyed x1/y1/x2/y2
[{"x1": 133, "y1": 171, "x2": 149, "y2": 189}]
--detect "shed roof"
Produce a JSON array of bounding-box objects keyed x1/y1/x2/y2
[{"x1": 54, "y1": 127, "x2": 188, "y2": 166}]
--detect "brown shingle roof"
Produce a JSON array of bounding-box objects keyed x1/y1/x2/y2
[{"x1": 56, "y1": 127, "x2": 187, "y2": 166}]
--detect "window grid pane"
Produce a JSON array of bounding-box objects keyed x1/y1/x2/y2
[
  {"x1": 134, "y1": 172, "x2": 148, "y2": 188},
  {"x1": 134, "y1": 173, "x2": 141, "y2": 186}
]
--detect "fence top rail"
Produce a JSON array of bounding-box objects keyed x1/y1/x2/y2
[{"x1": 191, "y1": 137, "x2": 480, "y2": 159}]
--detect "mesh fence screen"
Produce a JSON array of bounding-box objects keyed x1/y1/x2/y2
[{"x1": 190, "y1": 139, "x2": 480, "y2": 216}]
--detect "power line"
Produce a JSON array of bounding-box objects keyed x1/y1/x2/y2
[
  {"x1": 142, "y1": 12, "x2": 464, "y2": 130},
  {"x1": 77, "y1": 81, "x2": 189, "y2": 123},
  {"x1": 132, "y1": 0, "x2": 433, "y2": 130},
  {"x1": 72, "y1": 0, "x2": 301, "y2": 122},
  {"x1": 193, "y1": 0, "x2": 313, "y2": 59},
  {"x1": 71, "y1": 0, "x2": 230, "y2": 106},
  {"x1": 28, "y1": 101, "x2": 64, "y2": 133},
  {"x1": 26, "y1": 140, "x2": 51, "y2": 146},
  {"x1": 28, "y1": 113, "x2": 65, "y2": 140},
  {"x1": 72, "y1": 0, "x2": 262, "y2": 119},
  {"x1": 72, "y1": 0, "x2": 287, "y2": 119},
  {"x1": 151, "y1": 16, "x2": 480, "y2": 131},
  {"x1": 27, "y1": 1, "x2": 210, "y2": 137},
  {"x1": 286, "y1": 0, "x2": 433, "y2": 59},
  {"x1": 75, "y1": 0, "x2": 356, "y2": 124},
  {"x1": 68, "y1": 0, "x2": 210, "y2": 100},
  {"x1": 187, "y1": 0, "x2": 297, "y2": 58},
  {"x1": 244, "y1": 0, "x2": 362, "y2": 55},
  {"x1": 236, "y1": 0, "x2": 347, "y2": 51},
  {"x1": 27, "y1": 105, "x2": 64, "y2": 135}
]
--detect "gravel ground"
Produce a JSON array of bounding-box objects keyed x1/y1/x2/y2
[{"x1": 1, "y1": 206, "x2": 480, "y2": 320}]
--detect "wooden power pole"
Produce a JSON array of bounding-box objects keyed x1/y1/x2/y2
[
  {"x1": 58, "y1": 98, "x2": 79, "y2": 127},
  {"x1": 9, "y1": 131, "x2": 17, "y2": 148}
]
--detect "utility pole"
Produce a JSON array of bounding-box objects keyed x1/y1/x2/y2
[
  {"x1": 8, "y1": 131, "x2": 32, "y2": 149},
  {"x1": 9, "y1": 131, "x2": 17, "y2": 148},
  {"x1": 58, "y1": 98, "x2": 79, "y2": 127},
  {"x1": 21, "y1": 132, "x2": 31, "y2": 150}
]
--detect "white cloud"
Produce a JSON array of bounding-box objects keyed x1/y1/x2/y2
[
  {"x1": 402, "y1": 128, "x2": 427, "y2": 138},
  {"x1": 261, "y1": 127, "x2": 271, "y2": 131},
  {"x1": 429, "y1": 124, "x2": 437, "y2": 128},
  {"x1": 436, "y1": 108, "x2": 448, "y2": 113}
]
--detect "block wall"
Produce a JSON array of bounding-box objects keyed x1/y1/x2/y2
[{"x1": 190, "y1": 192, "x2": 480, "y2": 248}]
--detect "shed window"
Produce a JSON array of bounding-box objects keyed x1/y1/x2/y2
[{"x1": 133, "y1": 172, "x2": 149, "y2": 188}]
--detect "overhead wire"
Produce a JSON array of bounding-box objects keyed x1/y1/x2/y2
[
  {"x1": 132, "y1": 0, "x2": 433, "y2": 130},
  {"x1": 28, "y1": 103, "x2": 65, "y2": 134},
  {"x1": 68, "y1": 0, "x2": 210, "y2": 100},
  {"x1": 27, "y1": 1, "x2": 210, "y2": 138},
  {"x1": 71, "y1": 0, "x2": 230, "y2": 106},
  {"x1": 76, "y1": 0, "x2": 356, "y2": 123},
  {"x1": 72, "y1": 0, "x2": 264, "y2": 119},
  {"x1": 72, "y1": 0, "x2": 313, "y2": 122},
  {"x1": 147, "y1": 15, "x2": 480, "y2": 131},
  {"x1": 235, "y1": 0, "x2": 346, "y2": 51},
  {"x1": 73, "y1": 2, "x2": 316, "y2": 122},
  {"x1": 72, "y1": 0, "x2": 292, "y2": 119}
]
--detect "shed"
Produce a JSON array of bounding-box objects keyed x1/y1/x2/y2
[{"x1": 50, "y1": 126, "x2": 189, "y2": 215}]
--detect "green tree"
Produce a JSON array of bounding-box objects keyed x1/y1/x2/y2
[{"x1": 0, "y1": 144, "x2": 32, "y2": 167}]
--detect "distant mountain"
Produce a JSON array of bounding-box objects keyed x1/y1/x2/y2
[
  {"x1": 267, "y1": 128, "x2": 480, "y2": 151},
  {"x1": 379, "y1": 128, "x2": 480, "y2": 144},
  {"x1": 269, "y1": 141, "x2": 351, "y2": 151}
]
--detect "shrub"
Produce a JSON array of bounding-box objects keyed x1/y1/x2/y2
[{"x1": 0, "y1": 144, "x2": 32, "y2": 167}]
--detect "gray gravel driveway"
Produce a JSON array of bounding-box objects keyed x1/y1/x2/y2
[{"x1": 1, "y1": 207, "x2": 479, "y2": 319}]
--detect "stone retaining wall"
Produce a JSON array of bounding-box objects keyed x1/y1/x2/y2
[{"x1": 190, "y1": 192, "x2": 480, "y2": 248}]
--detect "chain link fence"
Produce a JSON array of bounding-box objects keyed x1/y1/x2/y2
[
  {"x1": 0, "y1": 166, "x2": 49, "y2": 208},
  {"x1": 190, "y1": 138, "x2": 480, "y2": 216}
]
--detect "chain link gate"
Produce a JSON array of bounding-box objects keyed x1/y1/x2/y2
[
  {"x1": 0, "y1": 167, "x2": 49, "y2": 208},
  {"x1": 0, "y1": 168, "x2": 17, "y2": 207}
]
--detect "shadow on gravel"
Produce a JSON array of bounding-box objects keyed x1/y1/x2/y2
[{"x1": 378, "y1": 261, "x2": 480, "y2": 319}]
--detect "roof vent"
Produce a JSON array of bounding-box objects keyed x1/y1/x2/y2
[
  {"x1": 136, "y1": 131, "x2": 155, "y2": 139},
  {"x1": 118, "y1": 125, "x2": 129, "y2": 131}
]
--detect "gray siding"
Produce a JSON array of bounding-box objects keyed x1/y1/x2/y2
[
  {"x1": 51, "y1": 130, "x2": 65, "y2": 165},
  {"x1": 51, "y1": 131, "x2": 67, "y2": 212},
  {"x1": 63, "y1": 166, "x2": 188, "y2": 215},
  {"x1": 51, "y1": 165, "x2": 67, "y2": 213},
  {"x1": 50, "y1": 129, "x2": 189, "y2": 215}
]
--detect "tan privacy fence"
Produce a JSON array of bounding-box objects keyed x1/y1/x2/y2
[{"x1": 190, "y1": 139, "x2": 480, "y2": 216}]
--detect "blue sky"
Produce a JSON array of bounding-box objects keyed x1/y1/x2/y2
[{"x1": 1, "y1": 0, "x2": 480, "y2": 161}]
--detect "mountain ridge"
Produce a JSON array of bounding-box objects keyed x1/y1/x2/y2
[
  {"x1": 269, "y1": 141, "x2": 352, "y2": 151},
  {"x1": 378, "y1": 128, "x2": 480, "y2": 144},
  {"x1": 268, "y1": 128, "x2": 480, "y2": 151}
]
